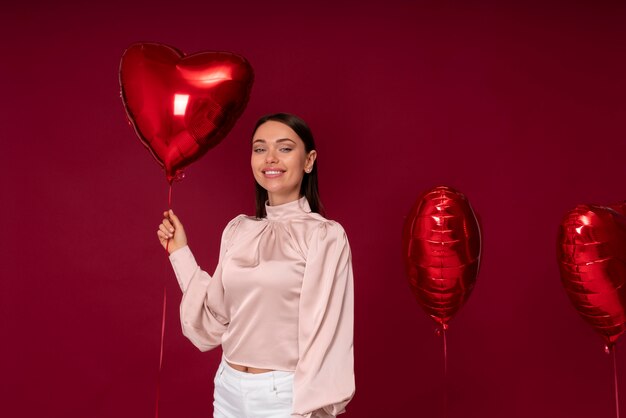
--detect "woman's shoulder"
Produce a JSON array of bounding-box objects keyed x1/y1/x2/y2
[
  {"x1": 222, "y1": 213, "x2": 260, "y2": 232},
  {"x1": 302, "y1": 212, "x2": 348, "y2": 239},
  {"x1": 228, "y1": 213, "x2": 256, "y2": 225},
  {"x1": 219, "y1": 214, "x2": 256, "y2": 242}
]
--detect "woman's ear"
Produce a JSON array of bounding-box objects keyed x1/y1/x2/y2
[{"x1": 305, "y1": 150, "x2": 317, "y2": 171}]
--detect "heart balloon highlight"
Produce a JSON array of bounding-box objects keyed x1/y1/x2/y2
[
  {"x1": 557, "y1": 202, "x2": 626, "y2": 348},
  {"x1": 120, "y1": 43, "x2": 254, "y2": 183},
  {"x1": 402, "y1": 186, "x2": 481, "y2": 328}
]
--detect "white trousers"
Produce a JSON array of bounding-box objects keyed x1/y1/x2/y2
[{"x1": 213, "y1": 357, "x2": 295, "y2": 418}]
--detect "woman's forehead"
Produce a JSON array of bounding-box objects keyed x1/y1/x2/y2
[{"x1": 253, "y1": 121, "x2": 302, "y2": 143}]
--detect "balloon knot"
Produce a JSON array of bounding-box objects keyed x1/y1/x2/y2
[{"x1": 174, "y1": 171, "x2": 186, "y2": 182}]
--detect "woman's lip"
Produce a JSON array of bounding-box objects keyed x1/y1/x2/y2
[{"x1": 262, "y1": 169, "x2": 285, "y2": 177}]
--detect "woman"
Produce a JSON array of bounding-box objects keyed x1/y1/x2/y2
[{"x1": 157, "y1": 113, "x2": 355, "y2": 418}]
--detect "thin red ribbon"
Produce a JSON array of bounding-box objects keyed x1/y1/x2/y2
[
  {"x1": 442, "y1": 327, "x2": 448, "y2": 418},
  {"x1": 436, "y1": 326, "x2": 449, "y2": 418},
  {"x1": 155, "y1": 183, "x2": 173, "y2": 418},
  {"x1": 613, "y1": 346, "x2": 621, "y2": 418}
]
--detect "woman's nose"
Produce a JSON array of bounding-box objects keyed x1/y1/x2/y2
[{"x1": 265, "y1": 149, "x2": 278, "y2": 163}]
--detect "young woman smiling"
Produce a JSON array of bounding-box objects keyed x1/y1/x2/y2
[{"x1": 157, "y1": 113, "x2": 355, "y2": 418}]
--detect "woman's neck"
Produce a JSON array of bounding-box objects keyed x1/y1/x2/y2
[{"x1": 267, "y1": 192, "x2": 301, "y2": 207}]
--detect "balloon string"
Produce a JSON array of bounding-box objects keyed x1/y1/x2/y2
[
  {"x1": 443, "y1": 327, "x2": 448, "y2": 378},
  {"x1": 155, "y1": 183, "x2": 173, "y2": 418},
  {"x1": 165, "y1": 184, "x2": 172, "y2": 253},
  {"x1": 154, "y1": 286, "x2": 167, "y2": 418},
  {"x1": 443, "y1": 328, "x2": 448, "y2": 418},
  {"x1": 614, "y1": 346, "x2": 620, "y2": 418}
]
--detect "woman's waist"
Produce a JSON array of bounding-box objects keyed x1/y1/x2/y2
[
  {"x1": 221, "y1": 354, "x2": 295, "y2": 379},
  {"x1": 225, "y1": 360, "x2": 274, "y2": 374},
  {"x1": 221, "y1": 344, "x2": 298, "y2": 374}
]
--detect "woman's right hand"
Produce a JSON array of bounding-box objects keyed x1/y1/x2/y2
[{"x1": 157, "y1": 209, "x2": 188, "y2": 254}]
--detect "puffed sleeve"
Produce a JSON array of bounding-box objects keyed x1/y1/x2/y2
[
  {"x1": 168, "y1": 216, "x2": 243, "y2": 351},
  {"x1": 292, "y1": 221, "x2": 355, "y2": 418}
]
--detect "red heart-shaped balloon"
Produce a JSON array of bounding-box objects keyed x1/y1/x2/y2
[
  {"x1": 119, "y1": 43, "x2": 254, "y2": 183},
  {"x1": 402, "y1": 186, "x2": 482, "y2": 328},
  {"x1": 557, "y1": 202, "x2": 626, "y2": 348}
]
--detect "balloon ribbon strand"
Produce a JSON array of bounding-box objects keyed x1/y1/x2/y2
[
  {"x1": 155, "y1": 183, "x2": 173, "y2": 418},
  {"x1": 614, "y1": 346, "x2": 620, "y2": 418},
  {"x1": 443, "y1": 328, "x2": 448, "y2": 418}
]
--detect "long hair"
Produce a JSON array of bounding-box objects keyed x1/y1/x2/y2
[{"x1": 252, "y1": 113, "x2": 324, "y2": 218}]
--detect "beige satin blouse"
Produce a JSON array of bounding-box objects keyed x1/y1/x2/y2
[{"x1": 169, "y1": 197, "x2": 354, "y2": 417}]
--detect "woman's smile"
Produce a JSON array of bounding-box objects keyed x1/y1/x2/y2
[{"x1": 262, "y1": 168, "x2": 286, "y2": 178}]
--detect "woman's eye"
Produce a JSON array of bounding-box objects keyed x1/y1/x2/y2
[
  {"x1": 280, "y1": 147, "x2": 292, "y2": 152},
  {"x1": 253, "y1": 148, "x2": 265, "y2": 153}
]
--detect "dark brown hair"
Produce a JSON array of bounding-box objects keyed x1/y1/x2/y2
[{"x1": 252, "y1": 113, "x2": 324, "y2": 218}]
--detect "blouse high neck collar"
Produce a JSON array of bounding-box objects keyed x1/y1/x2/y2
[{"x1": 265, "y1": 196, "x2": 311, "y2": 220}]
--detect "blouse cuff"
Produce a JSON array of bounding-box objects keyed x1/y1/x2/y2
[{"x1": 168, "y1": 245, "x2": 198, "y2": 291}]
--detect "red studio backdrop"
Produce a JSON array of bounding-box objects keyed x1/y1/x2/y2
[{"x1": 2, "y1": 2, "x2": 626, "y2": 418}]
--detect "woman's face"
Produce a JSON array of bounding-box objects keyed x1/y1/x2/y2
[{"x1": 251, "y1": 120, "x2": 317, "y2": 206}]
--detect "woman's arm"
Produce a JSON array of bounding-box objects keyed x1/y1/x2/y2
[
  {"x1": 293, "y1": 221, "x2": 355, "y2": 417},
  {"x1": 161, "y1": 214, "x2": 242, "y2": 351}
]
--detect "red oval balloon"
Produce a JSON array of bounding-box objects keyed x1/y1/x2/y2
[
  {"x1": 557, "y1": 202, "x2": 626, "y2": 348},
  {"x1": 402, "y1": 186, "x2": 481, "y2": 328},
  {"x1": 119, "y1": 42, "x2": 254, "y2": 183}
]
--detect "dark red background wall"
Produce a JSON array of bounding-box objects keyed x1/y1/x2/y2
[{"x1": 2, "y1": 1, "x2": 626, "y2": 417}]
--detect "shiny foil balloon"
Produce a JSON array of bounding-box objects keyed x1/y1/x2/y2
[
  {"x1": 557, "y1": 202, "x2": 626, "y2": 348},
  {"x1": 120, "y1": 43, "x2": 254, "y2": 183},
  {"x1": 402, "y1": 186, "x2": 481, "y2": 327}
]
